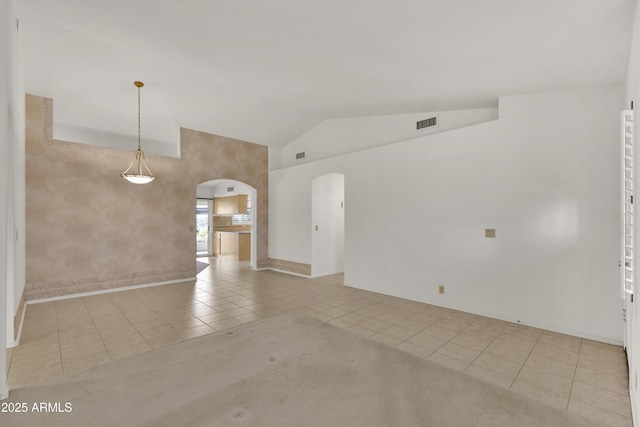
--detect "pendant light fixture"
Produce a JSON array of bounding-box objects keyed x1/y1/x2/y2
[{"x1": 121, "y1": 81, "x2": 156, "y2": 184}]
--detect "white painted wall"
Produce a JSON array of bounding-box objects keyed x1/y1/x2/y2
[
  {"x1": 278, "y1": 108, "x2": 498, "y2": 169},
  {"x1": 311, "y1": 173, "x2": 344, "y2": 277},
  {"x1": 624, "y1": 2, "x2": 640, "y2": 423},
  {"x1": 1, "y1": 0, "x2": 23, "y2": 399},
  {"x1": 270, "y1": 85, "x2": 622, "y2": 344},
  {"x1": 54, "y1": 123, "x2": 180, "y2": 158},
  {"x1": 7, "y1": 0, "x2": 24, "y2": 349}
]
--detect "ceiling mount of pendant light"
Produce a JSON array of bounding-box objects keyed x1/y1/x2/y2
[{"x1": 121, "y1": 81, "x2": 156, "y2": 184}]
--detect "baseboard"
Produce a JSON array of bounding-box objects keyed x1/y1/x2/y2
[
  {"x1": 631, "y1": 387, "x2": 638, "y2": 427},
  {"x1": 13, "y1": 292, "x2": 26, "y2": 342},
  {"x1": 8, "y1": 298, "x2": 27, "y2": 348},
  {"x1": 265, "y1": 258, "x2": 311, "y2": 276},
  {"x1": 265, "y1": 268, "x2": 311, "y2": 278},
  {"x1": 0, "y1": 384, "x2": 8, "y2": 400},
  {"x1": 27, "y1": 278, "x2": 197, "y2": 305}
]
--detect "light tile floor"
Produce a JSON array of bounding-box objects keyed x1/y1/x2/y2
[{"x1": 7, "y1": 257, "x2": 632, "y2": 426}]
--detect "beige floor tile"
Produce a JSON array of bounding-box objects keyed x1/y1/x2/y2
[
  {"x1": 335, "y1": 313, "x2": 367, "y2": 326},
  {"x1": 207, "y1": 318, "x2": 241, "y2": 331},
  {"x1": 537, "y1": 331, "x2": 582, "y2": 354},
  {"x1": 137, "y1": 324, "x2": 179, "y2": 340},
  {"x1": 433, "y1": 318, "x2": 469, "y2": 333},
  {"x1": 129, "y1": 316, "x2": 169, "y2": 330},
  {"x1": 308, "y1": 312, "x2": 333, "y2": 322},
  {"x1": 532, "y1": 341, "x2": 579, "y2": 365},
  {"x1": 107, "y1": 341, "x2": 151, "y2": 361},
  {"x1": 8, "y1": 363, "x2": 63, "y2": 389},
  {"x1": 198, "y1": 312, "x2": 231, "y2": 323},
  {"x1": 396, "y1": 342, "x2": 435, "y2": 359},
  {"x1": 491, "y1": 333, "x2": 538, "y2": 353},
  {"x1": 571, "y1": 381, "x2": 632, "y2": 417},
  {"x1": 436, "y1": 342, "x2": 481, "y2": 364},
  {"x1": 405, "y1": 332, "x2": 447, "y2": 352},
  {"x1": 346, "y1": 325, "x2": 375, "y2": 338},
  {"x1": 471, "y1": 353, "x2": 522, "y2": 379},
  {"x1": 62, "y1": 350, "x2": 111, "y2": 375},
  {"x1": 380, "y1": 325, "x2": 416, "y2": 341},
  {"x1": 232, "y1": 312, "x2": 261, "y2": 324},
  {"x1": 578, "y1": 351, "x2": 628, "y2": 380},
  {"x1": 428, "y1": 352, "x2": 470, "y2": 371},
  {"x1": 178, "y1": 325, "x2": 216, "y2": 339},
  {"x1": 327, "y1": 318, "x2": 353, "y2": 329},
  {"x1": 221, "y1": 307, "x2": 252, "y2": 318},
  {"x1": 484, "y1": 341, "x2": 530, "y2": 364},
  {"x1": 524, "y1": 352, "x2": 576, "y2": 380},
  {"x1": 514, "y1": 365, "x2": 573, "y2": 397},
  {"x1": 394, "y1": 318, "x2": 428, "y2": 333},
  {"x1": 568, "y1": 399, "x2": 633, "y2": 427},
  {"x1": 8, "y1": 260, "x2": 632, "y2": 427},
  {"x1": 145, "y1": 331, "x2": 185, "y2": 350},
  {"x1": 574, "y1": 367, "x2": 629, "y2": 396},
  {"x1": 465, "y1": 364, "x2": 515, "y2": 389},
  {"x1": 369, "y1": 333, "x2": 403, "y2": 347},
  {"x1": 511, "y1": 379, "x2": 568, "y2": 410},
  {"x1": 449, "y1": 332, "x2": 493, "y2": 352},
  {"x1": 420, "y1": 326, "x2": 458, "y2": 342},
  {"x1": 60, "y1": 332, "x2": 104, "y2": 355},
  {"x1": 359, "y1": 318, "x2": 392, "y2": 332},
  {"x1": 166, "y1": 317, "x2": 207, "y2": 330},
  {"x1": 100, "y1": 330, "x2": 146, "y2": 351}
]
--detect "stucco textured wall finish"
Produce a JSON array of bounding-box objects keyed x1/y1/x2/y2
[{"x1": 25, "y1": 95, "x2": 268, "y2": 300}]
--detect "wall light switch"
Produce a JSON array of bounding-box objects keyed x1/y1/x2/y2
[
  {"x1": 439, "y1": 285, "x2": 445, "y2": 294},
  {"x1": 485, "y1": 228, "x2": 496, "y2": 238},
  {"x1": 315, "y1": 225, "x2": 319, "y2": 231}
]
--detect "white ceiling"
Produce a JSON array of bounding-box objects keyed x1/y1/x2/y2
[{"x1": 19, "y1": 0, "x2": 636, "y2": 149}]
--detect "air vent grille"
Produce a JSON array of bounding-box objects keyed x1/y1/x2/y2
[
  {"x1": 417, "y1": 116, "x2": 438, "y2": 130},
  {"x1": 296, "y1": 152, "x2": 306, "y2": 160},
  {"x1": 227, "y1": 187, "x2": 234, "y2": 192}
]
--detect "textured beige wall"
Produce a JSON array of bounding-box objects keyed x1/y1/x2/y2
[{"x1": 25, "y1": 95, "x2": 268, "y2": 300}]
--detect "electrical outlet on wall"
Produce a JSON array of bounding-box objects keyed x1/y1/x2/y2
[{"x1": 439, "y1": 285, "x2": 445, "y2": 294}]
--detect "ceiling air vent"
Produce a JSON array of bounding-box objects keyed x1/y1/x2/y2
[
  {"x1": 227, "y1": 186, "x2": 234, "y2": 192},
  {"x1": 296, "y1": 152, "x2": 306, "y2": 160},
  {"x1": 417, "y1": 116, "x2": 438, "y2": 130}
]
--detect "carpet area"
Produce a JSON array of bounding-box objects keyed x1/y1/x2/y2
[
  {"x1": 3, "y1": 316, "x2": 599, "y2": 426},
  {"x1": 196, "y1": 260, "x2": 209, "y2": 275}
]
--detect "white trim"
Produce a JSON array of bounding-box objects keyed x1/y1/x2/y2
[
  {"x1": 27, "y1": 277, "x2": 197, "y2": 305},
  {"x1": 264, "y1": 268, "x2": 311, "y2": 279}
]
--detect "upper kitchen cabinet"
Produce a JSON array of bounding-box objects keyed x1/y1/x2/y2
[{"x1": 214, "y1": 195, "x2": 248, "y2": 215}]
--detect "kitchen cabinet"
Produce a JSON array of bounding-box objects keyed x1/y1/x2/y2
[
  {"x1": 213, "y1": 231, "x2": 221, "y2": 256},
  {"x1": 238, "y1": 233, "x2": 251, "y2": 261},
  {"x1": 213, "y1": 195, "x2": 248, "y2": 215},
  {"x1": 215, "y1": 231, "x2": 251, "y2": 261}
]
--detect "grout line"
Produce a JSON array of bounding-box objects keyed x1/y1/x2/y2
[
  {"x1": 508, "y1": 329, "x2": 544, "y2": 389},
  {"x1": 567, "y1": 339, "x2": 585, "y2": 410},
  {"x1": 462, "y1": 323, "x2": 508, "y2": 373}
]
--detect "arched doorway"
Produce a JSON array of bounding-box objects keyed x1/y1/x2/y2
[
  {"x1": 196, "y1": 179, "x2": 258, "y2": 269},
  {"x1": 311, "y1": 173, "x2": 345, "y2": 277}
]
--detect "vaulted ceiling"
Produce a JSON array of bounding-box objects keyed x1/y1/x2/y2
[{"x1": 20, "y1": 0, "x2": 635, "y2": 149}]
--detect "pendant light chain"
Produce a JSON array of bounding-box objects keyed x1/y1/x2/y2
[{"x1": 137, "y1": 84, "x2": 142, "y2": 151}]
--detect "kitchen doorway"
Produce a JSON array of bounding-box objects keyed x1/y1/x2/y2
[{"x1": 196, "y1": 179, "x2": 257, "y2": 268}]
